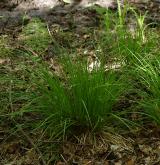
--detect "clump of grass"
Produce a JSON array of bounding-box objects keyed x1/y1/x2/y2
[
  {"x1": 94, "y1": 4, "x2": 160, "y2": 128},
  {"x1": 19, "y1": 57, "x2": 129, "y2": 139},
  {"x1": 19, "y1": 18, "x2": 51, "y2": 53},
  {"x1": 132, "y1": 54, "x2": 160, "y2": 125}
]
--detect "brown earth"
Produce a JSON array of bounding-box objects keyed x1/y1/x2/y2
[{"x1": 0, "y1": 0, "x2": 160, "y2": 34}]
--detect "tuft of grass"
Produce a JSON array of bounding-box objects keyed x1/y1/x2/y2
[
  {"x1": 18, "y1": 57, "x2": 129, "y2": 139},
  {"x1": 130, "y1": 52, "x2": 160, "y2": 125},
  {"x1": 94, "y1": 5, "x2": 160, "y2": 128}
]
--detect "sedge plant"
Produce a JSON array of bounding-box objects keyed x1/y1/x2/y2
[
  {"x1": 130, "y1": 52, "x2": 160, "y2": 125},
  {"x1": 19, "y1": 57, "x2": 129, "y2": 140},
  {"x1": 129, "y1": 8, "x2": 148, "y2": 43}
]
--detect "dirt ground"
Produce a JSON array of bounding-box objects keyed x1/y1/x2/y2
[
  {"x1": 0, "y1": 0, "x2": 115, "y2": 10},
  {"x1": 0, "y1": 0, "x2": 159, "y2": 34}
]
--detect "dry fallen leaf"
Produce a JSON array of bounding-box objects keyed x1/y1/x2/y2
[
  {"x1": 138, "y1": 144, "x2": 152, "y2": 154},
  {"x1": 126, "y1": 159, "x2": 135, "y2": 165},
  {"x1": 115, "y1": 160, "x2": 122, "y2": 165},
  {"x1": 56, "y1": 161, "x2": 66, "y2": 165},
  {"x1": 0, "y1": 58, "x2": 10, "y2": 65},
  {"x1": 82, "y1": 159, "x2": 92, "y2": 164},
  {"x1": 104, "y1": 161, "x2": 109, "y2": 165}
]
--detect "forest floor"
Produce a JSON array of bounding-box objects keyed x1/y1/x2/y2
[{"x1": 0, "y1": 0, "x2": 160, "y2": 164}]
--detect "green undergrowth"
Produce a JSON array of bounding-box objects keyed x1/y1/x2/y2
[
  {"x1": 0, "y1": 35, "x2": 13, "y2": 57},
  {"x1": 95, "y1": 3, "x2": 160, "y2": 126},
  {"x1": 0, "y1": 3, "x2": 160, "y2": 163},
  {"x1": 19, "y1": 18, "x2": 51, "y2": 54},
  {"x1": 96, "y1": 6, "x2": 159, "y2": 61}
]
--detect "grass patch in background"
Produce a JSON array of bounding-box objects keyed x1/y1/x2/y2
[
  {"x1": 19, "y1": 18, "x2": 51, "y2": 54},
  {"x1": 95, "y1": 3, "x2": 159, "y2": 63}
]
